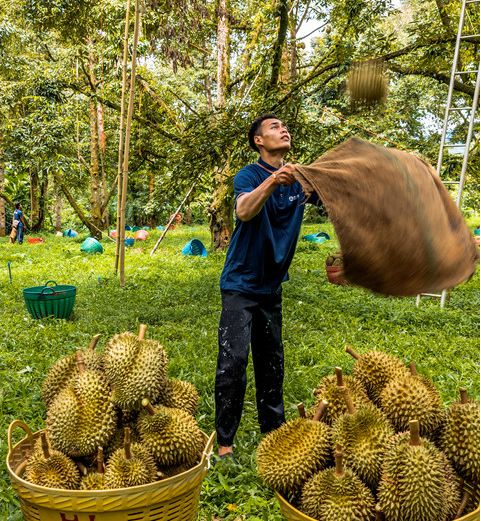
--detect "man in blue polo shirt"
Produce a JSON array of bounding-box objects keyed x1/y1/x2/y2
[{"x1": 215, "y1": 113, "x2": 318, "y2": 464}]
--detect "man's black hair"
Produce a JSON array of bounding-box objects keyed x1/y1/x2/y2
[
  {"x1": 15, "y1": 202, "x2": 21, "y2": 209},
  {"x1": 248, "y1": 113, "x2": 279, "y2": 152}
]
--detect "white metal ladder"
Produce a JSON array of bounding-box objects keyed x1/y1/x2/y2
[{"x1": 416, "y1": 0, "x2": 480, "y2": 309}]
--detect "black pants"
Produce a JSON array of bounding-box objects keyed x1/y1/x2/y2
[{"x1": 215, "y1": 289, "x2": 286, "y2": 447}]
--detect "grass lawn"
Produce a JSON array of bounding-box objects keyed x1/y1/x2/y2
[{"x1": 0, "y1": 222, "x2": 479, "y2": 520}]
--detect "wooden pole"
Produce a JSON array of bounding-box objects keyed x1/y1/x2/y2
[
  {"x1": 150, "y1": 171, "x2": 203, "y2": 256},
  {"x1": 115, "y1": 0, "x2": 132, "y2": 275},
  {"x1": 119, "y1": 0, "x2": 141, "y2": 286}
]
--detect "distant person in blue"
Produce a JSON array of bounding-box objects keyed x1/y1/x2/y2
[
  {"x1": 12, "y1": 203, "x2": 27, "y2": 245},
  {"x1": 215, "y1": 114, "x2": 319, "y2": 464}
]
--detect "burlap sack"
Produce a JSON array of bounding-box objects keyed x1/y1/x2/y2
[
  {"x1": 294, "y1": 137, "x2": 479, "y2": 296},
  {"x1": 9, "y1": 226, "x2": 17, "y2": 244}
]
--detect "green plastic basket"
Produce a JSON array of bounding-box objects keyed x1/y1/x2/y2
[{"x1": 23, "y1": 281, "x2": 77, "y2": 319}]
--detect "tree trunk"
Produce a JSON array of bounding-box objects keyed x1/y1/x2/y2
[
  {"x1": 185, "y1": 208, "x2": 192, "y2": 225},
  {"x1": 32, "y1": 174, "x2": 48, "y2": 232},
  {"x1": 209, "y1": 165, "x2": 234, "y2": 251},
  {"x1": 88, "y1": 42, "x2": 102, "y2": 239},
  {"x1": 209, "y1": 0, "x2": 234, "y2": 250},
  {"x1": 148, "y1": 170, "x2": 156, "y2": 228},
  {"x1": 30, "y1": 163, "x2": 39, "y2": 225},
  {"x1": 270, "y1": 0, "x2": 289, "y2": 87},
  {"x1": 290, "y1": 26, "x2": 298, "y2": 79},
  {"x1": 0, "y1": 153, "x2": 5, "y2": 237},
  {"x1": 55, "y1": 183, "x2": 62, "y2": 232},
  {"x1": 53, "y1": 171, "x2": 98, "y2": 236},
  {"x1": 216, "y1": 0, "x2": 230, "y2": 108}
]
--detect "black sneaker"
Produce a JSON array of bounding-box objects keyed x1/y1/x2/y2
[{"x1": 214, "y1": 452, "x2": 237, "y2": 465}]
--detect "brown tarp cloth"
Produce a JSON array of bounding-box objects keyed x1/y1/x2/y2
[{"x1": 294, "y1": 137, "x2": 479, "y2": 296}]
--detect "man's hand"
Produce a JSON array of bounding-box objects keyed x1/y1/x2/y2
[{"x1": 275, "y1": 163, "x2": 297, "y2": 186}]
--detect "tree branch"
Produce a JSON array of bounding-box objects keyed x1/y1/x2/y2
[
  {"x1": 271, "y1": 35, "x2": 459, "y2": 110},
  {"x1": 137, "y1": 74, "x2": 184, "y2": 131},
  {"x1": 68, "y1": 83, "x2": 182, "y2": 142},
  {"x1": 0, "y1": 193, "x2": 15, "y2": 209},
  {"x1": 78, "y1": 154, "x2": 92, "y2": 175},
  {"x1": 434, "y1": 0, "x2": 453, "y2": 32},
  {"x1": 388, "y1": 63, "x2": 476, "y2": 96},
  {"x1": 52, "y1": 170, "x2": 96, "y2": 235}
]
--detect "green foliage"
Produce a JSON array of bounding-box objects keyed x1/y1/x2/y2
[{"x1": 0, "y1": 223, "x2": 478, "y2": 519}]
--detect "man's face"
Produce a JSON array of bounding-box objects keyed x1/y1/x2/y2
[{"x1": 255, "y1": 119, "x2": 291, "y2": 154}]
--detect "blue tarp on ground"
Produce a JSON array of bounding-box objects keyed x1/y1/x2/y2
[
  {"x1": 303, "y1": 232, "x2": 330, "y2": 243},
  {"x1": 63, "y1": 229, "x2": 78, "y2": 238},
  {"x1": 182, "y1": 239, "x2": 208, "y2": 257}
]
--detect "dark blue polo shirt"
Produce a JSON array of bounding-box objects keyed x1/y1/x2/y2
[{"x1": 220, "y1": 157, "x2": 315, "y2": 295}]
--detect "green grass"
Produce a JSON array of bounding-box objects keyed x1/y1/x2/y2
[{"x1": 0, "y1": 223, "x2": 479, "y2": 520}]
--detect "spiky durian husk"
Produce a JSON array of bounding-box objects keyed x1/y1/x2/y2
[
  {"x1": 160, "y1": 463, "x2": 192, "y2": 478},
  {"x1": 306, "y1": 375, "x2": 370, "y2": 425},
  {"x1": 137, "y1": 405, "x2": 203, "y2": 467},
  {"x1": 25, "y1": 447, "x2": 81, "y2": 489},
  {"x1": 105, "y1": 425, "x2": 141, "y2": 457},
  {"x1": 441, "y1": 453, "x2": 461, "y2": 521},
  {"x1": 104, "y1": 442, "x2": 157, "y2": 489},
  {"x1": 42, "y1": 349, "x2": 103, "y2": 407},
  {"x1": 103, "y1": 333, "x2": 168, "y2": 410},
  {"x1": 46, "y1": 371, "x2": 117, "y2": 457},
  {"x1": 351, "y1": 350, "x2": 409, "y2": 405},
  {"x1": 378, "y1": 432, "x2": 450, "y2": 521},
  {"x1": 80, "y1": 472, "x2": 106, "y2": 490},
  {"x1": 437, "y1": 398, "x2": 480, "y2": 485},
  {"x1": 156, "y1": 379, "x2": 199, "y2": 416},
  {"x1": 299, "y1": 467, "x2": 376, "y2": 521},
  {"x1": 379, "y1": 376, "x2": 444, "y2": 435},
  {"x1": 256, "y1": 418, "x2": 332, "y2": 496},
  {"x1": 331, "y1": 403, "x2": 394, "y2": 490}
]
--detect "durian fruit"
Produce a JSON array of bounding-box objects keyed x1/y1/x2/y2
[
  {"x1": 441, "y1": 452, "x2": 465, "y2": 521},
  {"x1": 379, "y1": 374, "x2": 444, "y2": 435},
  {"x1": 408, "y1": 361, "x2": 447, "y2": 442},
  {"x1": 105, "y1": 409, "x2": 141, "y2": 457},
  {"x1": 103, "y1": 324, "x2": 168, "y2": 410},
  {"x1": 25, "y1": 432, "x2": 81, "y2": 489},
  {"x1": 159, "y1": 464, "x2": 191, "y2": 478},
  {"x1": 299, "y1": 444, "x2": 376, "y2": 521},
  {"x1": 137, "y1": 399, "x2": 203, "y2": 468},
  {"x1": 155, "y1": 378, "x2": 198, "y2": 416},
  {"x1": 332, "y1": 387, "x2": 394, "y2": 491},
  {"x1": 256, "y1": 401, "x2": 332, "y2": 496},
  {"x1": 347, "y1": 58, "x2": 388, "y2": 109},
  {"x1": 42, "y1": 334, "x2": 103, "y2": 407},
  {"x1": 378, "y1": 420, "x2": 460, "y2": 521},
  {"x1": 346, "y1": 345, "x2": 409, "y2": 405},
  {"x1": 80, "y1": 447, "x2": 106, "y2": 490},
  {"x1": 408, "y1": 362, "x2": 439, "y2": 399},
  {"x1": 104, "y1": 428, "x2": 157, "y2": 489},
  {"x1": 46, "y1": 350, "x2": 117, "y2": 457},
  {"x1": 306, "y1": 367, "x2": 370, "y2": 425},
  {"x1": 437, "y1": 388, "x2": 480, "y2": 486}
]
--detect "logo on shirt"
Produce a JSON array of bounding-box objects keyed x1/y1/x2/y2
[{"x1": 289, "y1": 194, "x2": 300, "y2": 202}]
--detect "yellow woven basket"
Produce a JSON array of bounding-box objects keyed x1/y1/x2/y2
[
  {"x1": 7, "y1": 420, "x2": 215, "y2": 521},
  {"x1": 275, "y1": 483, "x2": 480, "y2": 521}
]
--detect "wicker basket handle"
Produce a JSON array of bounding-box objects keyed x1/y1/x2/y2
[
  {"x1": 44, "y1": 280, "x2": 57, "y2": 287},
  {"x1": 8, "y1": 420, "x2": 33, "y2": 454}
]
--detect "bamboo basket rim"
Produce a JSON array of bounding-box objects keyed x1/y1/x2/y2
[{"x1": 7, "y1": 419, "x2": 215, "y2": 498}]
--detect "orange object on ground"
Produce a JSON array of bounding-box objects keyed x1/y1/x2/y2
[{"x1": 134, "y1": 230, "x2": 149, "y2": 241}]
